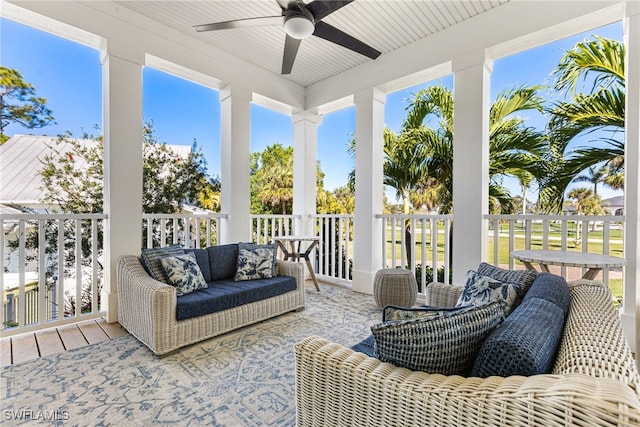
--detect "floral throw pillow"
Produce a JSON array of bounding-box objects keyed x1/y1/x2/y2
[
  {"x1": 234, "y1": 247, "x2": 276, "y2": 281},
  {"x1": 160, "y1": 252, "x2": 208, "y2": 296},
  {"x1": 455, "y1": 270, "x2": 520, "y2": 314}
]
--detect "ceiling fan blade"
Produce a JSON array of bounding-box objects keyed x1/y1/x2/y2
[
  {"x1": 282, "y1": 35, "x2": 302, "y2": 74},
  {"x1": 313, "y1": 21, "x2": 381, "y2": 60},
  {"x1": 194, "y1": 16, "x2": 282, "y2": 32},
  {"x1": 306, "y1": 0, "x2": 354, "y2": 21}
]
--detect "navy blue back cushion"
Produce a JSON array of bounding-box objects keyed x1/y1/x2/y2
[
  {"x1": 183, "y1": 248, "x2": 211, "y2": 282},
  {"x1": 176, "y1": 276, "x2": 296, "y2": 320},
  {"x1": 471, "y1": 272, "x2": 570, "y2": 378},
  {"x1": 207, "y1": 244, "x2": 239, "y2": 281},
  {"x1": 523, "y1": 272, "x2": 570, "y2": 316}
]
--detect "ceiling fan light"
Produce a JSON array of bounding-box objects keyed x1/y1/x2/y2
[{"x1": 284, "y1": 15, "x2": 314, "y2": 39}]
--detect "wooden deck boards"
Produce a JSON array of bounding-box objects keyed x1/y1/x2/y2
[{"x1": 0, "y1": 320, "x2": 128, "y2": 366}]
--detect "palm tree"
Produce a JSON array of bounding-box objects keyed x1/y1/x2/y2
[
  {"x1": 540, "y1": 36, "x2": 625, "y2": 211},
  {"x1": 405, "y1": 85, "x2": 546, "y2": 214},
  {"x1": 573, "y1": 165, "x2": 608, "y2": 196}
]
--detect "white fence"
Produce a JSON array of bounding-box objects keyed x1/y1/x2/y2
[
  {"x1": 142, "y1": 213, "x2": 227, "y2": 248},
  {"x1": 3, "y1": 212, "x2": 624, "y2": 335},
  {"x1": 1, "y1": 213, "x2": 106, "y2": 336}
]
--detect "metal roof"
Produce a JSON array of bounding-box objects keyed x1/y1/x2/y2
[{"x1": 0, "y1": 134, "x2": 192, "y2": 208}]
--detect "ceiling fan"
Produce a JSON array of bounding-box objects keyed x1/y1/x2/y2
[{"x1": 194, "y1": 0, "x2": 382, "y2": 75}]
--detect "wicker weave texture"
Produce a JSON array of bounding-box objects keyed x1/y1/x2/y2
[
  {"x1": 373, "y1": 269, "x2": 418, "y2": 308},
  {"x1": 295, "y1": 280, "x2": 640, "y2": 426},
  {"x1": 117, "y1": 255, "x2": 305, "y2": 355}
]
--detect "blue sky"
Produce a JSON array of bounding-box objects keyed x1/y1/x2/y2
[{"x1": 1, "y1": 17, "x2": 623, "y2": 202}]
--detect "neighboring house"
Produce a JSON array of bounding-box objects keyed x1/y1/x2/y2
[
  {"x1": 0, "y1": 134, "x2": 192, "y2": 213},
  {"x1": 602, "y1": 195, "x2": 624, "y2": 216}
]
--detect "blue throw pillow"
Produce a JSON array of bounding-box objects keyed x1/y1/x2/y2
[
  {"x1": 382, "y1": 305, "x2": 467, "y2": 322},
  {"x1": 140, "y1": 244, "x2": 185, "y2": 283},
  {"x1": 371, "y1": 299, "x2": 507, "y2": 376},
  {"x1": 160, "y1": 252, "x2": 208, "y2": 296},
  {"x1": 455, "y1": 270, "x2": 520, "y2": 314},
  {"x1": 234, "y1": 245, "x2": 277, "y2": 281}
]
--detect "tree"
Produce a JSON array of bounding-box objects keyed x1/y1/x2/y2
[
  {"x1": 0, "y1": 66, "x2": 55, "y2": 144},
  {"x1": 404, "y1": 85, "x2": 546, "y2": 214},
  {"x1": 573, "y1": 165, "x2": 608, "y2": 196},
  {"x1": 250, "y1": 143, "x2": 294, "y2": 214},
  {"x1": 540, "y1": 36, "x2": 625, "y2": 211},
  {"x1": 11, "y1": 124, "x2": 214, "y2": 315}
]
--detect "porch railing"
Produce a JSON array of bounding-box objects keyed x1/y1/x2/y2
[
  {"x1": 377, "y1": 214, "x2": 454, "y2": 298},
  {"x1": 251, "y1": 214, "x2": 299, "y2": 245},
  {"x1": 485, "y1": 214, "x2": 625, "y2": 284},
  {"x1": 1, "y1": 213, "x2": 106, "y2": 337},
  {"x1": 312, "y1": 214, "x2": 354, "y2": 284},
  {"x1": 142, "y1": 213, "x2": 227, "y2": 248}
]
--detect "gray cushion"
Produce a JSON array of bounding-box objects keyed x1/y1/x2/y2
[
  {"x1": 160, "y1": 252, "x2": 208, "y2": 296},
  {"x1": 140, "y1": 244, "x2": 184, "y2": 283},
  {"x1": 371, "y1": 299, "x2": 507, "y2": 376},
  {"x1": 471, "y1": 272, "x2": 570, "y2": 377},
  {"x1": 207, "y1": 244, "x2": 239, "y2": 281},
  {"x1": 184, "y1": 248, "x2": 211, "y2": 282},
  {"x1": 477, "y1": 262, "x2": 537, "y2": 296}
]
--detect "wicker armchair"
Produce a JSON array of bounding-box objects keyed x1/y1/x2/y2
[{"x1": 295, "y1": 279, "x2": 640, "y2": 426}]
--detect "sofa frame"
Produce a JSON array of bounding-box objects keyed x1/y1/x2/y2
[{"x1": 118, "y1": 255, "x2": 305, "y2": 355}]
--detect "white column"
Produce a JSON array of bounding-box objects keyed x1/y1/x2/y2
[
  {"x1": 292, "y1": 111, "x2": 322, "y2": 235},
  {"x1": 352, "y1": 88, "x2": 385, "y2": 294},
  {"x1": 219, "y1": 85, "x2": 252, "y2": 243},
  {"x1": 102, "y1": 42, "x2": 144, "y2": 322},
  {"x1": 452, "y1": 51, "x2": 492, "y2": 285},
  {"x1": 623, "y1": 0, "x2": 640, "y2": 354}
]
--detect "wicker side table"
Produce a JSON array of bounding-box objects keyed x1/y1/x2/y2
[{"x1": 373, "y1": 268, "x2": 418, "y2": 309}]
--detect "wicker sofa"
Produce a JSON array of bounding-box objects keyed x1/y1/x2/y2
[
  {"x1": 295, "y1": 279, "x2": 640, "y2": 426},
  {"x1": 117, "y1": 245, "x2": 305, "y2": 355}
]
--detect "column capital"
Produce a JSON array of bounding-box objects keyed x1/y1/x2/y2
[
  {"x1": 100, "y1": 39, "x2": 144, "y2": 66},
  {"x1": 354, "y1": 87, "x2": 386, "y2": 105},
  {"x1": 219, "y1": 84, "x2": 252, "y2": 103},
  {"x1": 625, "y1": 1, "x2": 640, "y2": 18},
  {"x1": 292, "y1": 110, "x2": 323, "y2": 126},
  {"x1": 452, "y1": 50, "x2": 493, "y2": 74}
]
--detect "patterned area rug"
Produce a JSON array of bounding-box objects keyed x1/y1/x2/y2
[{"x1": 1, "y1": 285, "x2": 380, "y2": 426}]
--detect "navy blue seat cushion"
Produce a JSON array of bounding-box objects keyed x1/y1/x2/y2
[
  {"x1": 351, "y1": 335, "x2": 376, "y2": 357},
  {"x1": 471, "y1": 273, "x2": 570, "y2": 377},
  {"x1": 183, "y1": 248, "x2": 211, "y2": 282},
  {"x1": 207, "y1": 244, "x2": 239, "y2": 281},
  {"x1": 176, "y1": 276, "x2": 296, "y2": 321}
]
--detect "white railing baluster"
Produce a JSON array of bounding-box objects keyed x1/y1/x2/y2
[
  {"x1": 18, "y1": 220, "x2": 26, "y2": 327},
  {"x1": 57, "y1": 219, "x2": 65, "y2": 320},
  {"x1": 75, "y1": 219, "x2": 82, "y2": 318},
  {"x1": 38, "y1": 219, "x2": 46, "y2": 324},
  {"x1": 92, "y1": 219, "x2": 99, "y2": 314}
]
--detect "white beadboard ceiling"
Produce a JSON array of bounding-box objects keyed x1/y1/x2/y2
[{"x1": 116, "y1": 0, "x2": 510, "y2": 87}]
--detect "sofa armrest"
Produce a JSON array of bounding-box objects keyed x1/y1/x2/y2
[
  {"x1": 276, "y1": 259, "x2": 305, "y2": 289},
  {"x1": 117, "y1": 255, "x2": 177, "y2": 354},
  {"x1": 424, "y1": 282, "x2": 463, "y2": 307},
  {"x1": 295, "y1": 336, "x2": 640, "y2": 426},
  {"x1": 554, "y1": 279, "x2": 640, "y2": 387}
]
